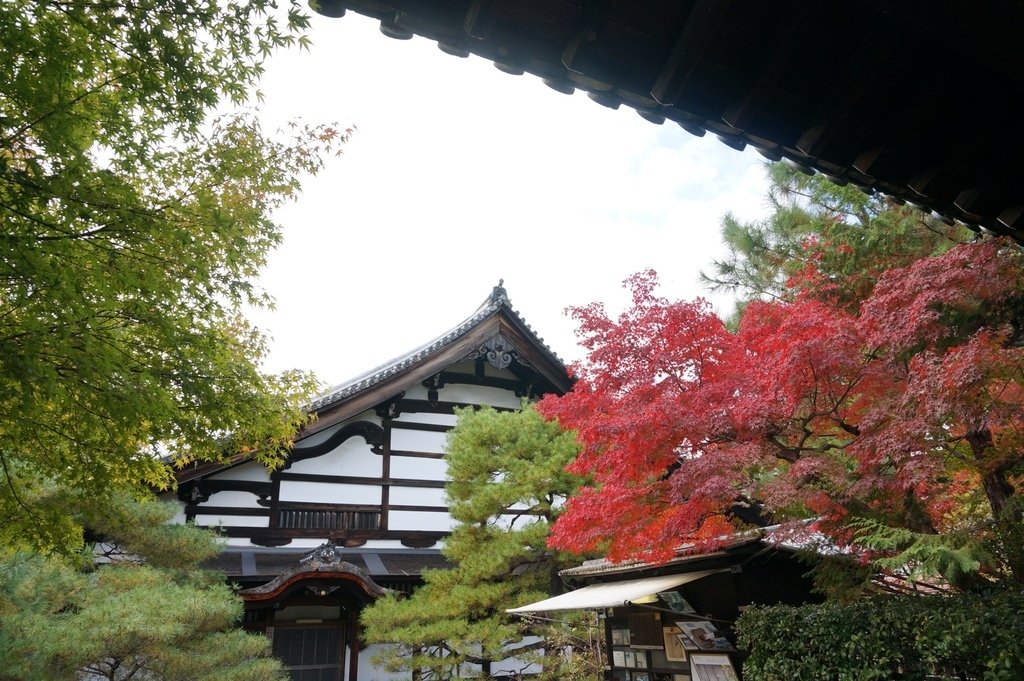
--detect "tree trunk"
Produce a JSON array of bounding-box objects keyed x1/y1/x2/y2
[
  {"x1": 967, "y1": 428, "x2": 1016, "y2": 519},
  {"x1": 967, "y1": 428, "x2": 1024, "y2": 583}
]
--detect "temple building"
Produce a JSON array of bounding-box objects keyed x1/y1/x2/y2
[{"x1": 164, "y1": 283, "x2": 571, "y2": 681}]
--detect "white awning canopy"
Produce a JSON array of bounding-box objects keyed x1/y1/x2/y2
[{"x1": 507, "y1": 569, "x2": 724, "y2": 614}]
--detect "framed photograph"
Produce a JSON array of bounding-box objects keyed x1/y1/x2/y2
[
  {"x1": 632, "y1": 673, "x2": 650, "y2": 681},
  {"x1": 658, "y1": 590, "x2": 696, "y2": 613},
  {"x1": 624, "y1": 651, "x2": 636, "y2": 668},
  {"x1": 675, "y1": 621, "x2": 734, "y2": 652},
  {"x1": 636, "y1": 652, "x2": 648, "y2": 669},
  {"x1": 689, "y1": 654, "x2": 738, "y2": 681},
  {"x1": 677, "y1": 632, "x2": 700, "y2": 651},
  {"x1": 662, "y1": 626, "x2": 687, "y2": 662},
  {"x1": 613, "y1": 650, "x2": 626, "y2": 667},
  {"x1": 612, "y1": 628, "x2": 631, "y2": 646},
  {"x1": 629, "y1": 613, "x2": 665, "y2": 648}
]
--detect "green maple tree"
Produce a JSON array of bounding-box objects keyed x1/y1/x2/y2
[{"x1": 1, "y1": 0, "x2": 345, "y2": 552}]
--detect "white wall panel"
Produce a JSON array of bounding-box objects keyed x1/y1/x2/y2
[
  {"x1": 388, "y1": 510, "x2": 456, "y2": 532},
  {"x1": 195, "y1": 514, "x2": 269, "y2": 528},
  {"x1": 288, "y1": 437, "x2": 382, "y2": 477},
  {"x1": 162, "y1": 496, "x2": 187, "y2": 524},
  {"x1": 291, "y1": 420, "x2": 345, "y2": 448},
  {"x1": 402, "y1": 384, "x2": 429, "y2": 400},
  {"x1": 210, "y1": 461, "x2": 271, "y2": 482},
  {"x1": 388, "y1": 486, "x2": 447, "y2": 507},
  {"x1": 436, "y1": 384, "x2": 521, "y2": 409},
  {"x1": 393, "y1": 412, "x2": 458, "y2": 427},
  {"x1": 493, "y1": 636, "x2": 544, "y2": 677},
  {"x1": 358, "y1": 645, "x2": 408, "y2": 681},
  {"x1": 279, "y1": 480, "x2": 382, "y2": 505},
  {"x1": 388, "y1": 456, "x2": 448, "y2": 481},
  {"x1": 202, "y1": 490, "x2": 265, "y2": 509},
  {"x1": 390, "y1": 428, "x2": 446, "y2": 453},
  {"x1": 494, "y1": 513, "x2": 541, "y2": 530}
]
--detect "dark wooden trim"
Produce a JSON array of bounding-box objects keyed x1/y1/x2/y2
[
  {"x1": 219, "y1": 527, "x2": 448, "y2": 542},
  {"x1": 188, "y1": 505, "x2": 270, "y2": 517},
  {"x1": 179, "y1": 479, "x2": 272, "y2": 500},
  {"x1": 389, "y1": 449, "x2": 445, "y2": 459},
  {"x1": 242, "y1": 571, "x2": 385, "y2": 603},
  {"x1": 435, "y1": 369, "x2": 530, "y2": 395},
  {"x1": 288, "y1": 421, "x2": 385, "y2": 468},
  {"x1": 348, "y1": 618, "x2": 359, "y2": 681},
  {"x1": 401, "y1": 536, "x2": 439, "y2": 548},
  {"x1": 388, "y1": 504, "x2": 449, "y2": 513},
  {"x1": 397, "y1": 399, "x2": 516, "y2": 415},
  {"x1": 277, "y1": 501, "x2": 382, "y2": 513},
  {"x1": 388, "y1": 421, "x2": 452, "y2": 433},
  {"x1": 269, "y1": 470, "x2": 282, "y2": 530},
  {"x1": 277, "y1": 472, "x2": 445, "y2": 489},
  {"x1": 381, "y1": 420, "x2": 391, "y2": 530}
]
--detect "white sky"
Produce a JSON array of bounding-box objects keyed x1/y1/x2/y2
[{"x1": 249, "y1": 10, "x2": 772, "y2": 387}]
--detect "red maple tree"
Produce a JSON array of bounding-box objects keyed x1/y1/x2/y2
[{"x1": 539, "y1": 239, "x2": 1024, "y2": 585}]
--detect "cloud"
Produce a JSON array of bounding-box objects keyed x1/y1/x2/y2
[{"x1": 248, "y1": 11, "x2": 771, "y2": 384}]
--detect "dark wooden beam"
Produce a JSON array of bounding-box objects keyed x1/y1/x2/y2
[
  {"x1": 721, "y1": 0, "x2": 817, "y2": 132},
  {"x1": 277, "y1": 471, "x2": 445, "y2": 489},
  {"x1": 650, "y1": 0, "x2": 735, "y2": 106},
  {"x1": 187, "y1": 505, "x2": 270, "y2": 517},
  {"x1": 464, "y1": 0, "x2": 501, "y2": 40},
  {"x1": 794, "y1": 20, "x2": 896, "y2": 161},
  {"x1": 388, "y1": 421, "x2": 451, "y2": 433},
  {"x1": 389, "y1": 449, "x2": 445, "y2": 459}
]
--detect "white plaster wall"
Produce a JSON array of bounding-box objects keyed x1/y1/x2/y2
[
  {"x1": 390, "y1": 428, "x2": 446, "y2": 453},
  {"x1": 402, "y1": 384, "x2": 429, "y2": 400},
  {"x1": 288, "y1": 436, "x2": 382, "y2": 477},
  {"x1": 492, "y1": 636, "x2": 544, "y2": 677},
  {"x1": 494, "y1": 513, "x2": 542, "y2": 531},
  {"x1": 194, "y1": 514, "x2": 269, "y2": 528},
  {"x1": 393, "y1": 411, "x2": 458, "y2": 427},
  {"x1": 160, "y1": 494, "x2": 188, "y2": 524},
  {"x1": 279, "y1": 480, "x2": 382, "y2": 505},
  {"x1": 358, "y1": 645, "x2": 408, "y2": 681},
  {"x1": 388, "y1": 510, "x2": 456, "y2": 532},
  {"x1": 202, "y1": 490, "x2": 265, "y2": 509},
  {"x1": 436, "y1": 383, "x2": 521, "y2": 409},
  {"x1": 388, "y1": 485, "x2": 447, "y2": 507},
  {"x1": 291, "y1": 420, "x2": 346, "y2": 448},
  {"x1": 389, "y1": 456, "x2": 447, "y2": 481},
  {"x1": 210, "y1": 461, "x2": 271, "y2": 482}
]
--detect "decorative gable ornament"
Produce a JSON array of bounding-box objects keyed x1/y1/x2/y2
[{"x1": 468, "y1": 332, "x2": 515, "y2": 370}]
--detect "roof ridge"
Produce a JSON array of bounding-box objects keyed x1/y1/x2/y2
[{"x1": 308, "y1": 282, "x2": 561, "y2": 412}]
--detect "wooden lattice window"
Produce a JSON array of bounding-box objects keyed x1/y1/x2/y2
[
  {"x1": 276, "y1": 503, "x2": 381, "y2": 531},
  {"x1": 271, "y1": 625, "x2": 343, "y2": 681}
]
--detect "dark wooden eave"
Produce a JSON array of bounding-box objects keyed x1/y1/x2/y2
[
  {"x1": 313, "y1": 0, "x2": 1024, "y2": 240},
  {"x1": 301, "y1": 282, "x2": 571, "y2": 439},
  {"x1": 238, "y1": 543, "x2": 390, "y2": 602}
]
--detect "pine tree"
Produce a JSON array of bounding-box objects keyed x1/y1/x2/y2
[
  {"x1": 361, "y1": 405, "x2": 601, "y2": 680},
  {"x1": 0, "y1": 494, "x2": 286, "y2": 681}
]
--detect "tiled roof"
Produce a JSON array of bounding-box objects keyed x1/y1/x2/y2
[
  {"x1": 559, "y1": 536, "x2": 763, "y2": 578},
  {"x1": 308, "y1": 281, "x2": 565, "y2": 412}
]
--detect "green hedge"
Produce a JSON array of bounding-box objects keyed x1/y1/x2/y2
[{"x1": 735, "y1": 590, "x2": 1024, "y2": 681}]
